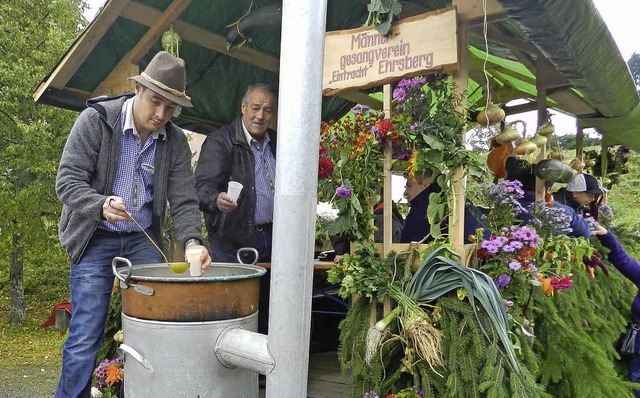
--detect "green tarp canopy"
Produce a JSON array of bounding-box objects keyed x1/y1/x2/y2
[{"x1": 33, "y1": 0, "x2": 640, "y2": 150}]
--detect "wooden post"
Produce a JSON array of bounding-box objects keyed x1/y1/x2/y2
[
  {"x1": 534, "y1": 87, "x2": 547, "y2": 201},
  {"x1": 450, "y1": 16, "x2": 468, "y2": 257},
  {"x1": 382, "y1": 84, "x2": 393, "y2": 257}
]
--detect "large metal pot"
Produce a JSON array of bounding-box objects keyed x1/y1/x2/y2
[
  {"x1": 119, "y1": 312, "x2": 258, "y2": 397},
  {"x1": 112, "y1": 250, "x2": 266, "y2": 322}
]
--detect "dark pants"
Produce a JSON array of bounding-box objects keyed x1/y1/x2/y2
[{"x1": 209, "y1": 225, "x2": 272, "y2": 334}]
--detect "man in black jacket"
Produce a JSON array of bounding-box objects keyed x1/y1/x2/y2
[
  {"x1": 195, "y1": 83, "x2": 277, "y2": 334},
  {"x1": 195, "y1": 83, "x2": 277, "y2": 263}
]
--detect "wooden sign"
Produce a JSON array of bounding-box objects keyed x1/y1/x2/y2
[{"x1": 323, "y1": 7, "x2": 458, "y2": 96}]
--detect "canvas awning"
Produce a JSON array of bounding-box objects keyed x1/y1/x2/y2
[{"x1": 33, "y1": 0, "x2": 640, "y2": 150}]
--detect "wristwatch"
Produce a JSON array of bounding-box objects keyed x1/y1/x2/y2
[{"x1": 184, "y1": 238, "x2": 201, "y2": 251}]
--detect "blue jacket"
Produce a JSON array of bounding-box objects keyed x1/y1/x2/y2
[
  {"x1": 597, "y1": 232, "x2": 640, "y2": 353},
  {"x1": 400, "y1": 183, "x2": 489, "y2": 243},
  {"x1": 518, "y1": 191, "x2": 590, "y2": 238}
]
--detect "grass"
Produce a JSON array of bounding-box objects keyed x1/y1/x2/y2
[{"x1": 0, "y1": 296, "x2": 65, "y2": 396}]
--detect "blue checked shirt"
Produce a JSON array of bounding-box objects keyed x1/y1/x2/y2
[
  {"x1": 99, "y1": 98, "x2": 165, "y2": 232},
  {"x1": 243, "y1": 125, "x2": 275, "y2": 225}
]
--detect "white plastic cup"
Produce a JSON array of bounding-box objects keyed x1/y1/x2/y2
[
  {"x1": 185, "y1": 248, "x2": 204, "y2": 277},
  {"x1": 227, "y1": 181, "x2": 243, "y2": 203}
]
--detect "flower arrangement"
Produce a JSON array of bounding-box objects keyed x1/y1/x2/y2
[
  {"x1": 318, "y1": 105, "x2": 385, "y2": 241},
  {"x1": 91, "y1": 357, "x2": 123, "y2": 398},
  {"x1": 472, "y1": 180, "x2": 593, "y2": 323}
]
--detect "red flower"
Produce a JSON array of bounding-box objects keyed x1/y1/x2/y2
[
  {"x1": 318, "y1": 157, "x2": 334, "y2": 179},
  {"x1": 319, "y1": 145, "x2": 328, "y2": 157},
  {"x1": 550, "y1": 275, "x2": 573, "y2": 290}
]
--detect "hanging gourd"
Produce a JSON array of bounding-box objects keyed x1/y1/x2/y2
[
  {"x1": 476, "y1": 103, "x2": 505, "y2": 127},
  {"x1": 487, "y1": 143, "x2": 514, "y2": 178},
  {"x1": 536, "y1": 122, "x2": 555, "y2": 136},
  {"x1": 548, "y1": 150, "x2": 564, "y2": 161},
  {"x1": 162, "y1": 25, "x2": 181, "y2": 57},
  {"x1": 529, "y1": 134, "x2": 548, "y2": 147},
  {"x1": 494, "y1": 122, "x2": 521, "y2": 144},
  {"x1": 570, "y1": 158, "x2": 585, "y2": 173},
  {"x1": 584, "y1": 159, "x2": 596, "y2": 168},
  {"x1": 514, "y1": 139, "x2": 537, "y2": 155}
]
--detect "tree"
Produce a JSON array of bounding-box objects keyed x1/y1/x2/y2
[
  {"x1": 0, "y1": 0, "x2": 87, "y2": 323},
  {"x1": 629, "y1": 52, "x2": 640, "y2": 91}
]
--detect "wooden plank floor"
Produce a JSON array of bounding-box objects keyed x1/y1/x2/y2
[{"x1": 259, "y1": 350, "x2": 352, "y2": 397}]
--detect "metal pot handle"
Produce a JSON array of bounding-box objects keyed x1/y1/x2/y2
[
  {"x1": 118, "y1": 343, "x2": 156, "y2": 374},
  {"x1": 112, "y1": 257, "x2": 133, "y2": 288},
  {"x1": 236, "y1": 247, "x2": 259, "y2": 265}
]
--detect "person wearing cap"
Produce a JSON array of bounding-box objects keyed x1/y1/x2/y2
[
  {"x1": 194, "y1": 83, "x2": 277, "y2": 333},
  {"x1": 553, "y1": 173, "x2": 606, "y2": 212},
  {"x1": 55, "y1": 51, "x2": 211, "y2": 398},
  {"x1": 505, "y1": 157, "x2": 591, "y2": 238}
]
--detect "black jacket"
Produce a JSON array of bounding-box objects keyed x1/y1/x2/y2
[{"x1": 195, "y1": 117, "x2": 277, "y2": 254}]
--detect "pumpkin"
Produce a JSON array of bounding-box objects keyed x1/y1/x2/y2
[{"x1": 487, "y1": 143, "x2": 514, "y2": 178}]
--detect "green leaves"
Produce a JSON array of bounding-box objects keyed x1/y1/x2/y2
[
  {"x1": 406, "y1": 245, "x2": 521, "y2": 373},
  {"x1": 364, "y1": 0, "x2": 402, "y2": 36}
]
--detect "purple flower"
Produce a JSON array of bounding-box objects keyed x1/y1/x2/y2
[
  {"x1": 363, "y1": 391, "x2": 380, "y2": 398},
  {"x1": 503, "y1": 299, "x2": 514, "y2": 309},
  {"x1": 336, "y1": 184, "x2": 353, "y2": 199},
  {"x1": 351, "y1": 104, "x2": 371, "y2": 115},
  {"x1": 495, "y1": 274, "x2": 511, "y2": 288},
  {"x1": 509, "y1": 261, "x2": 521, "y2": 271}
]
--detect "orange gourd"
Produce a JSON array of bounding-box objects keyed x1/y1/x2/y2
[{"x1": 487, "y1": 143, "x2": 514, "y2": 178}]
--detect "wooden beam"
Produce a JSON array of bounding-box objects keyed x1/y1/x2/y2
[
  {"x1": 121, "y1": 1, "x2": 279, "y2": 71},
  {"x1": 91, "y1": 0, "x2": 191, "y2": 98},
  {"x1": 33, "y1": 0, "x2": 132, "y2": 102},
  {"x1": 129, "y1": 0, "x2": 192, "y2": 63},
  {"x1": 121, "y1": 1, "x2": 381, "y2": 108},
  {"x1": 455, "y1": 0, "x2": 504, "y2": 22}
]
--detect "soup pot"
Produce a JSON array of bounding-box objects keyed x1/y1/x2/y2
[{"x1": 112, "y1": 249, "x2": 266, "y2": 322}]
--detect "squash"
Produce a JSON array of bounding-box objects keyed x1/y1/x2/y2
[
  {"x1": 529, "y1": 134, "x2": 548, "y2": 147},
  {"x1": 476, "y1": 104, "x2": 505, "y2": 127},
  {"x1": 487, "y1": 143, "x2": 514, "y2": 178},
  {"x1": 514, "y1": 139, "x2": 537, "y2": 155},
  {"x1": 584, "y1": 159, "x2": 596, "y2": 168},
  {"x1": 534, "y1": 159, "x2": 576, "y2": 183},
  {"x1": 537, "y1": 122, "x2": 555, "y2": 136},
  {"x1": 494, "y1": 124, "x2": 521, "y2": 144},
  {"x1": 570, "y1": 159, "x2": 585, "y2": 173},
  {"x1": 548, "y1": 150, "x2": 564, "y2": 161}
]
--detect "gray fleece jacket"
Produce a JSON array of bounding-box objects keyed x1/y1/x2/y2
[{"x1": 56, "y1": 93, "x2": 204, "y2": 264}]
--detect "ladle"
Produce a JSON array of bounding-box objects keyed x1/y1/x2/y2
[{"x1": 124, "y1": 210, "x2": 189, "y2": 274}]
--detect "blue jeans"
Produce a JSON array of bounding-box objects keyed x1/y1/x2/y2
[
  {"x1": 629, "y1": 355, "x2": 640, "y2": 397},
  {"x1": 55, "y1": 232, "x2": 161, "y2": 398}
]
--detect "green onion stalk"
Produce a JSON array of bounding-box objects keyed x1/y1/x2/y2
[{"x1": 377, "y1": 284, "x2": 445, "y2": 372}]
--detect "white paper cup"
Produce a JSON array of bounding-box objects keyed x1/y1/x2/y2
[
  {"x1": 227, "y1": 181, "x2": 243, "y2": 203},
  {"x1": 185, "y1": 248, "x2": 203, "y2": 277}
]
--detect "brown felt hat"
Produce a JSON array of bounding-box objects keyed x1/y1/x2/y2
[{"x1": 129, "y1": 51, "x2": 193, "y2": 108}]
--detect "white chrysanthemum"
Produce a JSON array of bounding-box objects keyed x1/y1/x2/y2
[
  {"x1": 316, "y1": 201, "x2": 339, "y2": 222},
  {"x1": 91, "y1": 387, "x2": 103, "y2": 398}
]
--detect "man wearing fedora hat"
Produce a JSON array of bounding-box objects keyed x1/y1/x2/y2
[{"x1": 54, "y1": 51, "x2": 211, "y2": 398}]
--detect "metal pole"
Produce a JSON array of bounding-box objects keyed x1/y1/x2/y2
[{"x1": 267, "y1": 0, "x2": 327, "y2": 396}]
